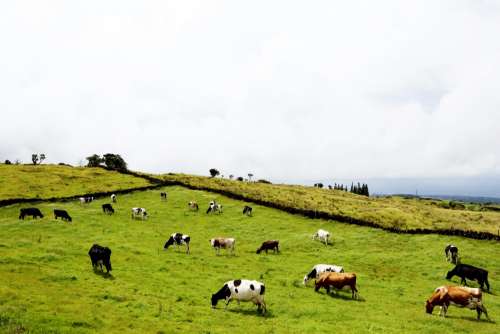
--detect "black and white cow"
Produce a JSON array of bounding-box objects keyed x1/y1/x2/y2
[
  {"x1": 54, "y1": 209, "x2": 72, "y2": 222},
  {"x1": 111, "y1": 194, "x2": 117, "y2": 203},
  {"x1": 211, "y1": 279, "x2": 266, "y2": 313},
  {"x1": 163, "y1": 232, "x2": 190, "y2": 254},
  {"x1": 160, "y1": 192, "x2": 167, "y2": 201},
  {"x1": 19, "y1": 208, "x2": 44, "y2": 220},
  {"x1": 206, "y1": 201, "x2": 223, "y2": 214},
  {"x1": 303, "y1": 264, "x2": 345, "y2": 285},
  {"x1": 445, "y1": 244, "x2": 459, "y2": 264},
  {"x1": 88, "y1": 244, "x2": 112, "y2": 273},
  {"x1": 243, "y1": 206, "x2": 253, "y2": 216},
  {"x1": 79, "y1": 196, "x2": 94, "y2": 204},
  {"x1": 102, "y1": 204, "x2": 115, "y2": 214},
  {"x1": 131, "y1": 207, "x2": 148, "y2": 220}
]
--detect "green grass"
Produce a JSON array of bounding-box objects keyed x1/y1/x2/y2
[
  {"x1": 0, "y1": 164, "x2": 152, "y2": 200},
  {"x1": 0, "y1": 186, "x2": 498, "y2": 333},
  {"x1": 161, "y1": 174, "x2": 500, "y2": 235}
]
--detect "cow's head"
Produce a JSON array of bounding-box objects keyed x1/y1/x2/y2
[
  {"x1": 164, "y1": 237, "x2": 174, "y2": 250},
  {"x1": 425, "y1": 300, "x2": 434, "y2": 314},
  {"x1": 445, "y1": 270, "x2": 453, "y2": 280},
  {"x1": 211, "y1": 294, "x2": 219, "y2": 308}
]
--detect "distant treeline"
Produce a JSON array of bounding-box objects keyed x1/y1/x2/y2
[{"x1": 314, "y1": 182, "x2": 370, "y2": 197}]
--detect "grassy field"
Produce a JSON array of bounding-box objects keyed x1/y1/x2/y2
[
  {"x1": 161, "y1": 174, "x2": 500, "y2": 235},
  {"x1": 0, "y1": 164, "x2": 152, "y2": 200},
  {"x1": 0, "y1": 186, "x2": 498, "y2": 333}
]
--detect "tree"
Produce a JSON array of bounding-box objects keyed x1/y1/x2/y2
[
  {"x1": 32, "y1": 154, "x2": 38, "y2": 165},
  {"x1": 4, "y1": 160, "x2": 11, "y2": 165},
  {"x1": 209, "y1": 168, "x2": 220, "y2": 178},
  {"x1": 86, "y1": 154, "x2": 103, "y2": 167},
  {"x1": 229, "y1": 174, "x2": 234, "y2": 180},
  {"x1": 103, "y1": 153, "x2": 127, "y2": 171},
  {"x1": 236, "y1": 176, "x2": 244, "y2": 181},
  {"x1": 248, "y1": 173, "x2": 254, "y2": 182},
  {"x1": 39, "y1": 154, "x2": 46, "y2": 164}
]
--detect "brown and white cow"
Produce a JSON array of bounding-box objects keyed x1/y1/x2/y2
[
  {"x1": 425, "y1": 285, "x2": 489, "y2": 320},
  {"x1": 188, "y1": 201, "x2": 199, "y2": 211},
  {"x1": 314, "y1": 272, "x2": 358, "y2": 299},
  {"x1": 210, "y1": 237, "x2": 235, "y2": 255}
]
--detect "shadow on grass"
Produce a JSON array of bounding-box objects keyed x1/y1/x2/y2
[
  {"x1": 439, "y1": 314, "x2": 495, "y2": 324},
  {"x1": 225, "y1": 308, "x2": 276, "y2": 318},
  {"x1": 316, "y1": 290, "x2": 365, "y2": 302},
  {"x1": 93, "y1": 269, "x2": 115, "y2": 280}
]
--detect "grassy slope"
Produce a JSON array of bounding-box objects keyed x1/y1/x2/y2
[
  {"x1": 0, "y1": 164, "x2": 151, "y2": 200},
  {"x1": 161, "y1": 174, "x2": 500, "y2": 235},
  {"x1": 0, "y1": 186, "x2": 498, "y2": 334}
]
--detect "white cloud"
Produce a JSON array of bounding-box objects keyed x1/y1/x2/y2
[{"x1": 1, "y1": 0, "x2": 500, "y2": 183}]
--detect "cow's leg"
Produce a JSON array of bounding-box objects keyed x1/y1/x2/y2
[
  {"x1": 461, "y1": 277, "x2": 467, "y2": 286},
  {"x1": 265, "y1": 249, "x2": 268, "y2": 254},
  {"x1": 224, "y1": 298, "x2": 232, "y2": 309},
  {"x1": 479, "y1": 304, "x2": 489, "y2": 320}
]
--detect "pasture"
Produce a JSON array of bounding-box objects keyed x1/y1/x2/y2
[
  {"x1": 0, "y1": 186, "x2": 498, "y2": 333},
  {"x1": 0, "y1": 164, "x2": 151, "y2": 201}
]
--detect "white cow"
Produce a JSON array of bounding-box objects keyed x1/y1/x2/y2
[
  {"x1": 79, "y1": 196, "x2": 94, "y2": 205},
  {"x1": 211, "y1": 279, "x2": 266, "y2": 313},
  {"x1": 313, "y1": 229, "x2": 330, "y2": 245},
  {"x1": 131, "y1": 207, "x2": 148, "y2": 220},
  {"x1": 111, "y1": 194, "x2": 117, "y2": 203},
  {"x1": 303, "y1": 264, "x2": 344, "y2": 285},
  {"x1": 210, "y1": 237, "x2": 235, "y2": 255}
]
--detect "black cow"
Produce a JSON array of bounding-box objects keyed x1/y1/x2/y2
[
  {"x1": 88, "y1": 244, "x2": 112, "y2": 273},
  {"x1": 19, "y1": 208, "x2": 44, "y2": 220},
  {"x1": 102, "y1": 204, "x2": 115, "y2": 214},
  {"x1": 243, "y1": 206, "x2": 253, "y2": 216},
  {"x1": 446, "y1": 263, "x2": 490, "y2": 291},
  {"x1": 54, "y1": 209, "x2": 72, "y2": 222},
  {"x1": 160, "y1": 192, "x2": 167, "y2": 200}
]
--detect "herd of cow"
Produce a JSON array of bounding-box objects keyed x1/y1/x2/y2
[{"x1": 16, "y1": 192, "x2": 493, "y2": 319}]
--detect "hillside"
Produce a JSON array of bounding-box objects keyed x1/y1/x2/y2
[
  {"x1": 0, "y1": 164, "x2": 152, "y2": 201},
  {"x1": 0, "y1": 186, "x2": 498, "y2": 333},
  {"x1": 161, "y1": 174, "x2": 500, "y2": 237}
]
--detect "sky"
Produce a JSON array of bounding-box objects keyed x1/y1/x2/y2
[{"x1": 1, "y1": 1, "x2": 500, "y2": 195}]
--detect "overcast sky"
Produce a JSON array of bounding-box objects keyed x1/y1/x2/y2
[{"x1": 1, "y1": 1, "x2": 500, "y2": 193}]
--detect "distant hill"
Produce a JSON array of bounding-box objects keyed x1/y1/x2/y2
[{"x1": 384, "y1": 194, "x2": 500, "y2": 204}]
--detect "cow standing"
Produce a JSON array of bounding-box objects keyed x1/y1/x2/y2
[
  {"x1": 88, "y1": 244, "x2": 112, "y2": 273},
  {"x1": 210, "y1": 237, "x2": 235, "y2": 255},
  {"x1": 79, "y1": 196, "x2": 94, "y2": 205},
  {"x1": 131, "y1": 207, "x2": 148, "y2": 220},
  {"x1": 243, "y1": 206, "x2": 253, "y2": 216},
  {"x1": 256, "y1": 240, "x2": 279, "y2": 254},
  {"x1": 445, "y1": 244, "x2": 459, "y2": 264},
  {"x1": 211, "y1": 279, "x2": 266, "y2": 314},
  {"x1": 446, "y1": 264, "x2": 490, "y2": 291},
  {"x1": 102, "y1": 204, "x2": 115, "y2": 214},
  {"x1": 19, "y1": 208, "x2": 44, "y2": 220},
  {"x1": 312, "y1": 229, "x2": 330, "y2": 245},
  {"x1": 426, "y1": 285, "x2": 488, "y2": 319},
  {"x1": 164, "y1": 233, "x2": 190, "y2": 254},
  {"x1": 314, "y1": 272, "x2": 358, "y2": 299},
  {"x1": 160, "y1": 192, "x2": 167, "y2": 201},
  {"x1": 206, "y1": 201, "x2": 223, "y2": 214},
  {"x1": 303, "y1": 264, "x2": 345, "y2": 285},
  {"x1": 111, "y1": 194, "x2": 117, "y2": 203},
  {"x1": 188, "y1": 201, "x2": 199, "y2": 211},
  {"x1": 54, "y1": 209, "x2": 72, "y2": 222}
]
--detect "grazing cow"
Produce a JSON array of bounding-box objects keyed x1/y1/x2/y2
[
  {"x1": 445, "y1": 244, "x2": 459, "y2": 264},
  {"x1": 19, "y1": 208, "x2": 44, "y2": 220},
  {"x1": 102, "y1": 203, "x2": 115, "y2": 215},
  {"x1": 111, "y1": 194, "x2": 117, "y2": 203},
  {"x1": 206, "y1": 201, "x2": 223, "y2": 214},
  {"x1": 312, "y1": 229, "x2": 330, "y2": 245},
  {"x1": 303, "y1": 264, "x2": 345, "y2": 285},
  {"x1": 164, "y1": 232, "x2": 190, "y2": 254},
  {"x1": 54, "y1": 209, "x2": 72, "y2": 222},
  {"x1": 243, "y1": 205, "x2": 253, "y2": 216},
  {"x1": 188, "y1": 201, "x2": 199, "y2": 211},
  {"x1": 210, "y1": 237, "x2": 235, "y2": 255},
  {"x1": 79, "y1": 196, "x2": 94, "y2": 204},
  {"x1": 256, "y1": 240, "x2": 279, "y2": 254},
  {"x1": 446, "y1": 264, "x2": 490, "y2": 291},
  {"x1": 88, "y1": 244, "x2": 112, "y2": 273},
  {"x1": 426, "y1": 285, "x2": 489, "y2": 320},
  {"x1": 131, "y1": 207, "x2": 148, "y2": 220},
  {"x1": 160, "y1": 192, "x2": 167, "y2": 200},
  {"x1": 211, "y1": 279, "x2": 266, "y2": 313},
  {"x1": 314, "y1": 272, "x2": 358, "y2": 299}
]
